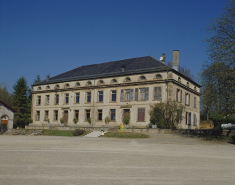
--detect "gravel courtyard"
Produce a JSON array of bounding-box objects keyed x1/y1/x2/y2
[{"x1": 0, "y1": 134, "x2": 234, "y2": 185}]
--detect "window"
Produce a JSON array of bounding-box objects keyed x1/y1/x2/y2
[
  {"x1": 187, "y1": 82, "x2": 190, "y2": 87},
  {"x1": 124, "y1": 77, "x2": 131, "y2": 82},
  {"x1": 185, "y1": 93, "x2": 190, "y2": 105},
  {"x1": 176, "y1": 89, "x2": 182, "y2": 102},
  {"x1": 139, "y1": 76, "x2": 146, "y2": 80},
  {"x1": 85, "y1": 110, "x2": 91, "y2": 120},
  {"x1": 46, "y1": 86, "x2": 50, "y2": 89},
  {"x1": 65, "y1": 83, "x2": 70, "y2": 88},
  {"x1": 45, "y1": 111, "x2": 49, "y2": 121},
  {"x1": 45, "y1": 95, "x2": 50, "y2": 105},
  {"x1": 111, "y1": 90, "x2": 116, "y2": 102},
  {"x1": 55, "y1": 94, "x2": 59, "y2": 104},
  {"x1": 99, "y1": 80, "x2": 104, "y2": 84},
  {"x1": 121, "y1": 89, "x2": 134, "y2": 101},
  {"x1": 75, "y1": 82, "x2": 80, "y2": 86},
  {"x1": 98, "y1": 109, "x2": 102, "y2": 121},
  {"x1": 65, "y1": 93, "x2": 69, "y2": 104},
  {"x1": 75, "y1": 93, "x2": 80, "y2": 103},
  {"x1": 74, "y1": 110, "x2": 79, "y2": 120},
  {"x1": 194, "y1": 86, "x2": 197, "y2": 91},
  {"x1": 111, "y1": 79, "x2": 117, "y2": 83},
  {"x1": 124, "y1": 89, "x2": 130, "y2": 101},
  {"x1": 37, "y1": 87, "x2": 41, "y2": 90},
  {"x1": 36, "y1": 111, "x2": 40, "y2": 121},
  {"x1": 110, "y1": 109, "x2": 116, "y2": 121},
  {"x1": 54, "y1": 110, "x2": 58, "y2": 121},
  {"x1": 194, "y1": 97, "x2": 196, "y2": 108},
  {"x1": 87, "y1": 81, "x2": 92, "y2": 86},
  {"x1": 98, "y1": 91, "x2": 103, "y2": 102},
  {"x1": 86, "y1": 92, "x2": 91, "y2": 103},
  {"x1": 138, "y1": 108, "x2": 145, "y2": 121},
  {"x1": 188, "y1": 112, "x2": 191, "y2": 125},
  {"x1": 155, "y1": 74, "x2": 162, "y2": 78},
  {"x1": 193, "y1": 114, "x2": 197, "y2": 126},
  {"x1": 37, "y1": 96, "x2": 41, "y2": 105},
  {"x1": 139, "y1": 88, "x2": 146, "y2": 100},
  {"x1": 154, "y1": 87, "x2": 161, "y2": 100},
  {"x1": 55, "y1": 85, "x2": 60, "y2": 89},
  {"x1": 178, "y1": 77, "x2": 181, "y2": 82}
]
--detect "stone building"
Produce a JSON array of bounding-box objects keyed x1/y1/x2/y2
[
  {"x1": 31, "y1": 51, "x2": 201, "y2": 129},
  {"x1": 0, "y1": 100, "x2": 16, "y2": 133}
]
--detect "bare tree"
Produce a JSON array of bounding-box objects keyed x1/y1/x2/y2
[{"x1": 167, "y1": 62, "x2": 194, "y2": 80}]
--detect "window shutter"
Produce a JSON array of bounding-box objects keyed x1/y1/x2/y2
[
  {"x1": 135, "y1": 88, "x2": 138, "y2": 101},
  {"x1": 181, "y1": 90, "x2": 182, "y2": 103},
  {"x1": 185, "y1": 93, "x2": 187, "y2": 104},
  {"x1": 194, "y1": 97, "x2": 196, "y2": 108},
  {"x1": 145, "y1": 87, "x2": 149, "y2": 100},
  {"x1": 189, "y1": 94, "x2": 190, "y2": 105},
  {"x1": 130, "y1": 89, "x2": 134, "y2": 101},
  {"x1": 154, "y1": 87, "x2": 157, "y2": 100},
  {"x1": 189, "y1": 113, "x2": 191, "y2": 125},
  {"x1": 120, "y1": 89, "x2": 124, "y2": 102},
  {"x1": 176, "y1": 89, "x2": 178, "y2": 101}
]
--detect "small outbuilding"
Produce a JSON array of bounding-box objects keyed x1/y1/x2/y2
[{"x1": 0, "y1": 99, "x2": 16, "y2": 133}]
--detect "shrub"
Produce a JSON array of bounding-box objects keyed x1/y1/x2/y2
[
  {"x1": 123, "y1": 117, "x2": 130, "y2": 125},
  {"x1": 73, "y1": 117, "x2": 78, "y2": 124},
  {"x1": 105, "y1": 116, "x2": 110, "y2": 124},
  {"x1": 87, "y1": 117, "x2": 92, "y2": 124},
  {"x1": 73, "y1": 129, "x2": 85, "y2": 136},
  {"x1": 60, "y1": 118, "x2": 64, "y2": 124}
]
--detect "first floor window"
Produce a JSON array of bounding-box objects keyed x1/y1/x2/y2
[
  {"x1": 137, "y1": 108, "x2": 145, "y2": 121},
  {"x1": 37, "y1": 96, "x2": 41, "y2": 105},
  {"x1": 185, "y1": 93, "x2": 190, "y2": 106},
  {"x1": 154, "y1": 87, "x2": 161, "y2": 100},
  {"x1": 110, "y1": 109, "x2": 115, "y2": 121},
  {"x1": 194, "y1": 97, "x2": 196, "y2": 108},
  {"x1": 86, "y1": 110, "x2": 91, "y2": 120},
  {"x1": 177, "y1": 89, "x2": 182, "y2": 102},
  {"x1": 75, "y1": 110, "x2": 79, "y2": 120},
  {"x1": 87, "y1": 92, "x2": 91, "y2": 103},
  {"x1": 54, "y1": 110, "x2": 58, "y2": 121},
  {"x1": 98, "y1": 109, "x2": 102, "y2": 121},
  {"x1": 55, "y1": 94, "x2": 59, "y2": 104},
  {"x1": 98, "y1": 91, "x2": 103, "y2": 102},
  {"x1": 36, "y1": 111, "x2": 40, "y2": 121},
  {"x1": 124, "y1": 89, "x2": 130, "y2": 101},
  {"x1": 45, "y1": 111, "x2": 49, "y2": 121},
  {"x1": 111, "y1": 90, "x2": 116, "y2": 102},
  {"x1": 139, "y1": 88, "x2": 146, "y2": 100},
  {"x1": 45, "y1": 95, "x2": 50, "y2": 105},
  {"x1": 75, "y1": 93, "x2": 80, "y2": 103},
  {"x1": 193, "y1": 114, "x2": 197, "y2": 126},
  {"x1": 186, "y1": 112, "x2": 191, "y2": 125},
  {"x1": 65, "y1": 93, "x2": 69, "y2": 104}
]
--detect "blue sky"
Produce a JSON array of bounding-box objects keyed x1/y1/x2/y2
[{"x1": 0, "y1": 0, "x2": 228, "y2": 92}]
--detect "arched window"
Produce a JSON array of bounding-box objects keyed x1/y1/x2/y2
[
  {"x1": 99, "y1": 80, "x2": 104, "y2": 84},
  {"x1": 75, "y1": 82, "x2": 80, "y2": 86},
  {"x1": 37, "y1": 87, "x2": 41, "y2": 90},
  {"x1": 139, "y1": 76, "x2": 146, "y2": 80},
  {"x1": 194, "y1": 86, "x2": 197, "y2": 91},
  {"x1": 178, "y1": 77, "x2": 181, "y2": 82},
  {"x1": 111, "y1": 79, "x2": 117, "y2": 83},
  {"x1": 65, "y1": 83, "x2": 70, "y2": 88},
  {"x1": 46, "y1": 86, "x2": 50, "y2": 89},
  {"x1": 54, "y1": 85, "x2": 60, "y2": 89},
  {"x1": 124, "y1": 77, "x2": 131, "y2": 82},
  {"x1": 87, "y1": 81, "x2": 92, "y2": 86},
  {"x1": 155, "y1": 74, "x2": 162, "y2": 79}
]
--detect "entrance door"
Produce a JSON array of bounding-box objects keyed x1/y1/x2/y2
[
  {"x1": 123, "y1": 109, "x2": 130, "y2": 122},
  {"x1": 1, "y1": 116, "x2": 8, "y2": 133},
  {"x1": 64, "y1": 111, "x2": 68, "y2": 126}
]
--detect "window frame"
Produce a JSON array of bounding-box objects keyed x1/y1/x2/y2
[
  {"x1": 45, "y1": 95, "x2": 50, "y2": 105},
  {"x1": 37, "y1": 95, "x2": 41, "y2": 106},
  {"x1": 65, "y1": 93, "x2": 69, "y2": 104},
  {"x1": 74, "y1": 110, "x2": 79, "y2": 120},
  {"x1": 137, "y1": 108, "x2": 145, "y2": 122},
  {"x1": 110, "y1": 109, "x2": 116, "y2": 121},
  {"x1": 98, "y1": 91, "x2": 103, "y2": 102},
  {"x1": 36, "y1": 111, "x2": 40, "y2": 121},
  {"x1": 97, "y1": 109, "x2": 102, "y2": 121},
  {"x1": 75, "y1": 92, "x2": 80, "y2": 104},
  {"x1": 55, "y1": 94, "x2": 59, "y2": 105},
  {"x1": 111, "y1": 90, "x2": 117, "y2": 102},
  {"x1": 54, "y1": 110, "x2": 58, "y2": 121},
  {"x1": 153, "y1": 86, "x2": 161, "y2": 100},
  {"x1": 85, "y1": 109, "x2": 91, "y2": 121},
  {"x1": 44, "y1": 110, "x2": 49, "y2": 121},
  {"x1": 86, "y1": 92, "x2": 91, "y2": 103}
]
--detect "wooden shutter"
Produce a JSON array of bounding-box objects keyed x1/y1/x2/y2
[
  {"x1": 138, "y1": 108, "x2": 145, "y2": 121},
  {"x1": 145, "y1": 87, "x2": 149, "y2": 100},
  {"x1": 154, "y1": 87, "x2": 157, "y2": 100},
  {"x1": 135, "y1": 88, "x2": 138, "y2": 101},
  {"x1": 130, "y1": 89, "x2": 134, "y2": 101},
  {"x1": 120, "y1": 89, "x2": 124, "y2": 102}
]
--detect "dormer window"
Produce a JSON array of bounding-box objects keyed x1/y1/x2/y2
[
  {"x1": 139, "y1": 76, "x2": 146, "y2": 80},
  {"x1": 124, "y1": 77, "x2": 131, "y2": 82},
  {"x1": 55, "y1": 85, "x2": 60, "y2": 89},
  {"x1": 75, "y1": 82, "x2": 80, "y2": 86},
  {"x1": 194, "y1": 86, "x2": 197, "y2": 91},
  {"x1": 37, "y1": 87, "x2": 41, "y2": 90},
  {"x1": 46, "y1": 86, "x2": 50, "y2": 89},
  {"x1": 155, "y1": 74, "x2": 162, "y2": 79},
  {"x1": 99, "y1": 80, "x2": 104, "y2": 84},
  {"x1": 178, "y1": 77, "x2": 181, "y2": 82},
  {"x1": 87, "y1": 81, "x2": 92, "y2": 86},
  {"x1": 187, "y1": 82, "x2": 190, "y2": 87},
  {"x1": 111, "y1": 79, "x2": 117, "y2": 83},
  {"x1": 65, "y1": 83, "x2": 70, "y2": 88}
]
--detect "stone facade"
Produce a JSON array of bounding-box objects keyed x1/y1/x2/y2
[{"x1": 31, "y1": 55, "x2": 201, "y2": 129}]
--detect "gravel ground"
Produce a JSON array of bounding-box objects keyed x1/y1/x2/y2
[{"x1": 0, "y1": 134, "x2": 234, "y2": 185}]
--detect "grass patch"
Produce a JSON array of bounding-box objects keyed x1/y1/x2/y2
[
  {"x1": 102, "y1": 132, "x2": 149, "y2": 138},
  {"x1": 197, "y1": 135, "x2": 233, "y2": 143},
  {"x1": 41, "y1": 129, "x2": 89, "y2": 136}
]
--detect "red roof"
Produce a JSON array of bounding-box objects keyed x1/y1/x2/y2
[{"x1": 0, "y1": 99, "x2": 17, "y2": 112}]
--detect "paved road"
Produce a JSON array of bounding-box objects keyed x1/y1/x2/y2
[{"x1": 0, "y1": 134, "x2": 234, "y2": 185}]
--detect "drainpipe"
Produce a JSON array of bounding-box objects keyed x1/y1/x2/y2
[
  {"x1": 166, "y1": 66, "x2": 169, "y2": 120},
  {"x1": 92, "y1": 78, "x2": 95, "y2": 125}
]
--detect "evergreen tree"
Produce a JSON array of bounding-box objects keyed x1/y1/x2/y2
[
  {"x1": 0, "y1": 83, "x2": 13, "y2": 106},
  {"x1": 12, "y1": 76, "x2": 31, "y2": 128}
]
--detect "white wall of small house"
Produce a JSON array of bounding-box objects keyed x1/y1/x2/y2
[
  {"x1": 31, "y1": 71, "x2": 200, "y2": 128},
  {"x1": 0, "y1": 102, "x2": 14, "y2": 132}
]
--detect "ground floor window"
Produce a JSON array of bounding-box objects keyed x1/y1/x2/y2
[
  {"x1": 98, "y1": 109, "x2": 102, "y2": 121},
  {"x1": 45, "y1": 111, "x2": 49, "y2": 121},
  {"x1": 85, "y1": 110, "x2": 91, "y2": 120},
  {"x1": 54, "y1": 110, "x2": 58, "y2": 121},
  {"x1": 137, "y1": 108, "x2": 145, "y2": 121},
  {"x1": 110, "y1": 109, "x2": 115, "y2": 121},
  {"x1": 193, "y1": 114, "x2": 197, "y2": 126},
  {"x1": 75, "y1": 110, "x2": 79, "y2": 120},
  {"x1": 36, "y1": 111, "x2": 40, "y2": 121}
]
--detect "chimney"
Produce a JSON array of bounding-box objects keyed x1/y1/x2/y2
[
  {"x1": 172, "y1": 50, "x2": 179, "y2": 71},
  {"x1": 162, "y1": 53, "x2": 165, "y2": 63},
  {"x1": 122, "y1": 65, "x2": 125, "y2": 72}
]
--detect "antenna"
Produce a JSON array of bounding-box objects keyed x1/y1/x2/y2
[{"x1": 159, "y1": 57, "x2": 163, "y2": 61}]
